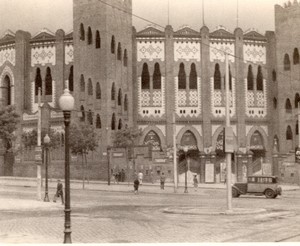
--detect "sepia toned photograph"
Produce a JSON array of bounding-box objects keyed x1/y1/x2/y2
[{"x1": 0, "y1": 0, "x2": 300, "y2": 244}]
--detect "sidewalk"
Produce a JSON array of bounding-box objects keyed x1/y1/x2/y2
[{"x1": 0, "y1": 176, "x2": 299, "y2": 193}]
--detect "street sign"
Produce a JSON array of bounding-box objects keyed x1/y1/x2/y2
[{"x1": 225, "y1": 126, "x2": 234, "y2": 153}]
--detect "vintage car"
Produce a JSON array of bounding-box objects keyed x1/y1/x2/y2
[{"x1": 232, "y1": 175, "x2": 282, "y2": 199}]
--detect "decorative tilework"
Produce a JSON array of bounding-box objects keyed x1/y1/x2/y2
[
  {"x1": 137, "y1": 41, "x2": 165, "y2": 61},
  {"x1": 152, "y1": 90, "x2": 162, "y2": 106},
  {"x1": 65, "y1": 44, "x2": 73, "y2": 65},
  {"x1": 247, "y1": 91, "x2": 255, "y2": 107},
  {"x1": 31, "y1": 45, "x2": 56, "y2": 67},
  {"x1": 210, "y1": 42, "x2": 235, "y2": 63},
  {"x1": 0, "y1": 66, "x2": 15, "y2": 105},
  {"x1": 141, "y1": 90, "x2": 151, "y2": 106},
  {"x1": 0, "y1": 48, "x2": 15, "y2": 67},
  {"x1": 189, "y1": 90, "x2": 198, "y2": 106},
  {"x1": 257, "y1": 91, "x2": 264, "y2": 107},
  {"x1": 174, "y1": 41, "x2": 201, "y2": 61},
  {"x1": 243, "y1": 43, "x2": 266, "y2": 64},
  {"x1": 213, "y1": 90, "x2": 222, "y2": 106},
  {"x1": 178, "y1": 90, "x2": 187, "y2": 106}
]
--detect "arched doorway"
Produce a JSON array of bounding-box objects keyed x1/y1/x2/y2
[
  {"x1": 143, "y1": 130, "x2": 162, "y2": 151},
  {"x1": 2, "y1": 75, "x2": 11, "y2": 106},
  {"x1": 250, "y1": 131, "x2": 265, "y2": 161}
]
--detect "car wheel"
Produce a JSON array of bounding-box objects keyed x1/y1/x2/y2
[
  {"x1": 273, "y1": 194, "x2": 278, "y2": 199},
  {"x1": 232, "y1": 188, "x2": 240, "y2": 198},
  {"x1": 265, "y1": 189, "x2": 275, "y2": 199}
]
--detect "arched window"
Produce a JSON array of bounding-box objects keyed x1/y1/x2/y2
[
  {"x1": 96, "y1": 114, "x2": 101, "y2": 129},
  {"x1": 95, "y1": 30, "x2": 101, "y2": 49},
  {"x1": 80, "y1": 74, "x2": 85, "y2": 92},
  {"x1": 88, "y1": 110, "x2": 93, "y2": 125},
  {"x1": 3, "y1": 75, "x2": 11, "y2": 106},
  {"x1": 117, "y1": 42, "x2": 122, "y2": 60},
  {"x1": 88, "y1": 79, "x2": 93, "y2": 95},
  {"x1": 45, "y1": 67, "x2": 52, "y2": 95},
  {"x1": 111, "y1": 35, "x2": 115, "y2": 54},
  {"x1": 293, "y1": 48, "x2": 299, "y2": 64},
  {"x1": 80, "y1": 105, "x2": 85, "y2": 122},
  {"x1": 111, "y1": 113, "x2": 116, "y2": 130},
  {"x1": 144, "y1": 130, "x2": 161, "y2": 151},
  {"x1": 286, "y1": 125, "x2": 293, "y2": 140},
  {"x1": 228, "y1": 66, "x2": 232, "y2": 90},
  {"x1": 296, "y1": 122, "x2": 299, "y2": 135},
  {"x1": 68, "y1": 66, "x2": 73, "y2": 91},
  {"x1": 87, "y1": 26, "x2": 92, "y2": 45},
  {"x1": 123, "y1": 49, "x2": 128, "y2": 67},
  {"x1": 273, "y1": 97, "x2": 277, "y2": 109},
  {"x1": 257, "y1": 65, "x2": 263, "y2": 91},
  {"x1": 247, "y1": 65, "x2": 254, "y2": 90},
  {"x1": 272, "y1": 69, "x2": 277, "y2": 82},
  {"x1": 153, "y1": 63, "x2": 161, "y2": 89},
  {"x1": 180, "y1": 130, "x2": 197, "y2": 149},
  {"x1": 214, "y1": 63, "x2": 221, "y2": 90},
  {"x1": 96, "y1": 82, "x2": 101, "y2": 99},
  {"x1": 284, "y1": 54, "x2": 291, "y2": 71},
  {"x1": 141, "y1": 63, "x2": 150, "y2": 89},
  {"x1": 118, "y1": 119, "x2": 122, "y2": 130},
  {"x1": 118, "y1": 88, "x2": 122, "y2": 106},
  {"x1": 80, "y1": 23, "x2": 85, "y2": 41},
  {"x1": 35, "y1": 67, "x2": 42, "y2": 96},
  {"x1": 285, "y1": 98, "x2": 292, "y2": 112},
  {"x1": 124, "y1": 94, "x2": 128, "y2": 111},
  {"x1": 178, "y1": 63, "x2": 186, "y2": 89},
  {"x1": 111, "y1": 82, "x2": 116, "y2": 100},
  {"x1": 295, "y1": 93, "x2": 300, "y2": 108},
  {"x1": 189, "y1": 63, "x2": 197, "y2": 89}
]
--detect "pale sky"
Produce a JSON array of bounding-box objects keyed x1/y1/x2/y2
[{"x1": 0, "y1": 0, "x2": 283, "y2": 37}]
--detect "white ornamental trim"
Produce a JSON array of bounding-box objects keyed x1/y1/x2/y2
[
  {"x1": 31, "y1": 45, "x2": 56, "y2": 67},
  {"x1": 0, "y1": 47, "x2": 15, "y2": 67},
  {"x1": 137, "y1": 41, "x2": 165, "y2": 61},
  {"x1": 174, "y1": 41, "x2": 201, "y2": 61}
]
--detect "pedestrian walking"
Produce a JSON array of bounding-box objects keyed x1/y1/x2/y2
[
  {"x1": 193, "y1": 175, "x2": 198, "y2": 191},
  {"x1": 138, "y1": 171, "x2": 143, "y2": 185},
  {"x1": 53, "y1": 179, "x2": 64, "y2": 204},
  {"x1": 133, "y1": 177, "x2": 140, "y2": 195},
  {"x1": 114, "y1": 171, "x2": 119, "y2": 184},
  {"x1": 160, "y1": 172, "x2": 166, "y2": 190},
  {"x1": 121, "y1": 169, "x2": 125, "y2": 182},
  {"x1": 150, "y1": 170, "x2": 154, "y2": 184}
]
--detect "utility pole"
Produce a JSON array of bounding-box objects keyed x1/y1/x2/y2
[
  {"x1": 225, "y1": 54, "x2": 233, "y2": 212},
  {"x1": 173, "y1": 111, "x2": 177, "y2": 191},
  {"x1": 298, "y1": 102, "x2": 300, "y2": 147},
  {"x1": 36, "y1": 88, "x2": 42, "y2": 200}
]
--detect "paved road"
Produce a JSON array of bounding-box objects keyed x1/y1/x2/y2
[{"x1": 0, "y1": 185, "x2": 300, "y2": 243}]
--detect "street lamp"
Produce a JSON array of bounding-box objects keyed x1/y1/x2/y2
[
  {"x1": 43, "y1": 134, "x2": 50, "y2": 202},
  {"x1": 183, "y1": 146, "x2": 188, "y2": 193},
  {"x1": 59, "y1": 89, "x2": 74, "y2": 244}
]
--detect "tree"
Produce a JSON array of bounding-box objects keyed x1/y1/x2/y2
[
  {"x1": 69, "y1": 123, "x2": 99, "y2": 189},
  {"x1": 112, "y1": 127, "x2": 142, "y2": 147},
  {"x1": 0, "y1": 105, "x2": 20, "y2": 152}
]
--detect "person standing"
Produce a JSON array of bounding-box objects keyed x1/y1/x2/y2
[
  {"x1": 138, "y1": 171, "x2": 143, "y2": 185},
  {"x1": 160, "y1": 172, "x2": 166, "y2": 190},
  {"x1": 193, "y1": 175, "x2": 198, "y2": 191},
  {"x1": 121, "y1": 169, "x2": 125, "y2": 182},
  {"x1": 53, "y1": 179, "x2": 64, "y2": 204},
  {"x1": 150, "y1": 170, "x2": 154, "y2": 184},
  {"x1": 133, "y1": 177, "x2": 140, "y2": 195}
]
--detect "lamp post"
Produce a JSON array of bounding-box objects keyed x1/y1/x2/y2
[
  {"x1": 59, "y1": 89, "x2": 74, "y2": 244},
  {"x1": 43, "y1": 134, "x2": 50, "y2": 202},
  {"x1": 183, "y1": 146, "x2": 188, "y2": 193}
]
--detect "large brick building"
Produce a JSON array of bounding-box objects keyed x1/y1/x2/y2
[{"x1": 0, "y1": 0, "x2": 299, "y2": 183}]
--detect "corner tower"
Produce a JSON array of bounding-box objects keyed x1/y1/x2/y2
[{"x1": 73, "y1": 0, "x2": 133, "y2": 151}]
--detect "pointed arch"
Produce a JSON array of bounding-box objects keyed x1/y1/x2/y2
[
  {"x1": 246, "y1": 126, "x2": 268, "y2": 153},
  {"x1": 153, "y1": 63, "x2": 161, "y2": 89},
  {"x1": 214, "y1": 63, "x2": 221, "y2": 90},
  {"x1": 273, "y1": 97, "x2": 277, "y2": 109},
  {"x1": 293, "y1": 48, "x2": 299, "y2": 64},
  {"x1": 80, "y1": 105, "x2": 85, "y2": 122},
  {"x1": 296, "y1": 122, "x2": 299, "y2": 135},
  {"x1": 285, "y1": 98, "x2": 292, "y2": 112},
  {"x1": 45, "y1": 67, "x2": 52, "y2": 95},
  {"x1": 95, "y1": 30, "x2": 101, "y2": 48},
  {"x1": 272, "y1": 69, "x2": 277, "y2": 82},
  {"x1": 35, "y1": 67, "x2": 42, "y2": 95},
  {"x1": 96, "y1": 114, "x2": 101, "y2": 129},
  {"x1": 88, "y1": 109, "x2": 93, "y2": 125},
  {"x1": 111, "y1": 35, "x2": 115, "y2": 54},
  {"x1": 80, "y1": 23, "x2": 85, "y2": 41},
  {"x1": 139, "y1": 125, "x2": 166, "y2": 148},
  {"x1": 228, "y1": 65, "x2": 232, "y2": 90},
  {"x1": 68, "y1": 66, "x2": 73, "y2": 91},
  {"x1": 118, "y1": 88, "x2": 122, "y2": 106},
  {"x1": 178, "y1": 63, "x2": 186, "y2": 89},
  {"x1": 212, "y1": 126, "x2": 237, "y2": 152},
  {"x1": 2, "y1": 75, "x2": 11, "y2": 106},
  {"x1": 284, "y1": 53, "x2": 291, "y2": 71},
  {"x1": 87, "y1": 26, "x2": 92, "y2": 45},
  {"x1": 117, "y1": 42, "x2": 122, "y2": 60},
  {"x1": 124, "y1": 94, "x2": 128, "y2": 111},
  {"x1": 295, "y1": 93, "x2": 300, "y2": 108},
  {"x1": 143, "y1": 130, "x2": 162, "y2": 151},
  {"x1": 123, "y1": 49, "x2": 128, "y2": 66},
  {"x1": 88, "y1": 79, "x2": 93, "y2": 95},
  {"x1": 247, "y1": 65, "x2": 254, "y2": 90},
  {"x1": 111, "y1": 113, "x2": 116, "y2": 130},
  {"x1": 286, "y1": 125, "x2": 293, "y2": 140},
  {"x1": 118, "y1": 119, "x2": 122, "y2": 130},
  {"x1": 141, "y1": 63, "x2": 150, "y2": 89},
  {"x1": 80, "y1": 74, "x2": 85, "y2": 92},
  {"x1": 111, "y1": 82, "x2": 116, "y2": 100},
  {"x1": 180, "y1": 130, "x2": 198, "y2": 149},
  {"x1": 256, "y1": 65, "x2": 263, "y2": 91},
  {"x1": 189, "y1": 63, "x2": 197, "y2": 89},
  {"x1": 96, "y1": 82, "x2": 101, "y2": 99},
  {"x1": 176, "y1": 126, "x2": 203, "y2": 151}
]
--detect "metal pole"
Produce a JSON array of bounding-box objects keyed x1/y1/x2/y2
[
  {"x1": 63, "y1": 111, "x2": 72, "y2": 244},
  {"x1": 225, "y1": 53, "x2": 232, "y2": 212},
  {"x1": 107, "y1": 147, "x2": 110, "y2": 186},
  {"x1": 184, "y1": 152, "x2": 188, "y2": 193},
  {"x1": 173, "y1": 111, "x2": 178, "y2": 191},
  {"x1": 37, "y1": 87, "x2": 42, "y2": 200},
  {"x1": 298, "y1": 102, "x2": 300, "y2": 147},
  {"x1": 44, "y1": 146, "x2": 50, "y2": 202}
]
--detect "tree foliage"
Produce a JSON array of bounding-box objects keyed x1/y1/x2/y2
[
  {"x1": 0, "y1": 106, "x2": 20, "y2": 151},
  {"x1": 21, "y1": 128, "x2": 62, "y2": 149},
  {"x1": 112, "y1": 127, "x2": 142, "y2": 147}
]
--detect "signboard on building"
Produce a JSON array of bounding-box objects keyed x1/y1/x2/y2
[{"x1": 205, "y1": 163, "x2": 215, "y2": 183}]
